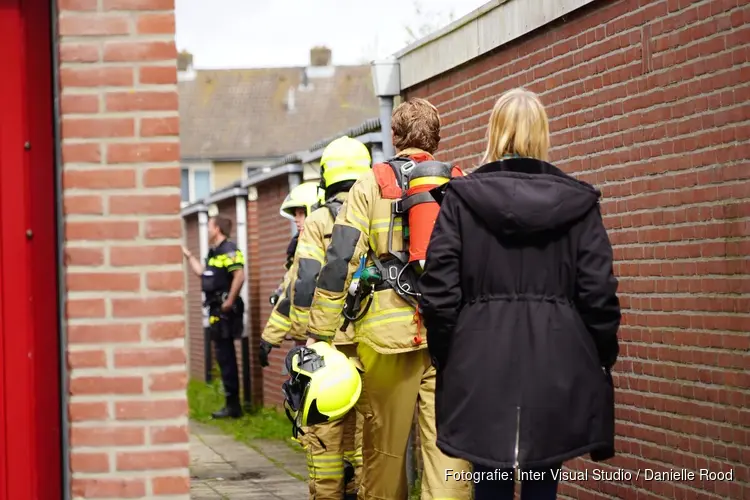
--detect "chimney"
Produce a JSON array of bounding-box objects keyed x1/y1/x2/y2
[
  {"x1": 177, "y1": 50, "x2": 193, "y2": 72},
  {"x1": 310, "y1": 46, "x2": 332, "y2": 67}
]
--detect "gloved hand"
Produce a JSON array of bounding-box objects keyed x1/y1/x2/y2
[
  {"x1": 259, "y1": 339, "x2": 274, "y2": 367},
  {"x1": 269, "y1": 286, "x2": 283, "y2": 306}
]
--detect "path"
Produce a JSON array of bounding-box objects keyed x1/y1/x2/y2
[{"x1": 190, "y1": 421, "x2": 308, "y2": 499}]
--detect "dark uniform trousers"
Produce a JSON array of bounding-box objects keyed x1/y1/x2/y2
[
  {"x1": 203, "y1": 239, "x2": 246, "y2": 409},
  {"x1": 209, "y1": 300, "x2": 244, "y2": 404}
]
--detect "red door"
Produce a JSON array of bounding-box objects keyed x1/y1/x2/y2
[{"x1": 0, "y1": 0, "x2": 61, "y2": 498}]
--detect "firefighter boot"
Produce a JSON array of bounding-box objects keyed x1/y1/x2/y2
[{"x1": 212, "y1": 396, "x2": 243, "y2": 419}]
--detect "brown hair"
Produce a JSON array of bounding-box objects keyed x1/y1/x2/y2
[
  {"x1": 210, "y1": 215, "x2": 233, "y2": 237},
  {"x1": 391, "y1": 98, "x2": 441, "y2": 154},
  {"x1": 482, "y1": 88, "x2": 550, "y2": 164}
]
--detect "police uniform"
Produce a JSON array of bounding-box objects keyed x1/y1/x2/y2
[{"x1": 202, "y1": 238, "x2": 245, "y2": 416}]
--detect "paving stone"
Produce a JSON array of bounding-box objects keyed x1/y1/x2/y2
[{"x1": 190, "y1": 420, "x2": 307, "y2": 499}]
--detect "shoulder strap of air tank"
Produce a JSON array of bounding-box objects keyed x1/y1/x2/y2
[
  {"x1": 373, "y1": 158, "x2": 409, "y2": 199},
  {"x1": 325, "y1": 199, "x2": 343, "y2": 221}
]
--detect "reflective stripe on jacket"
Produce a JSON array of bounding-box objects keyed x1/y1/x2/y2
[
  {"x1": 290, "y1": 192, "x2": 355, "y2": 345},
  {"x1": 307, "y1": 149, "x2": 434, "y2": 353},
  {"x1": 261, "y1": 262, "x2": 305, "y2": 345}
]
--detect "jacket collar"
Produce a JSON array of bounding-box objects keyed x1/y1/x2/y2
[
  {"x1": 395, "y1": 148, "x2": 434, "y2": 162},
  {"x1": 473, "y1": 157, "x2": 599, "y2": 193},
  {"x1": 328, "y1": 191, "x2": 348, "y2": 203}
]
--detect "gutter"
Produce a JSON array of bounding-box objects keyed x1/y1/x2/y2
[
  {"x1": 300, "y1": 131, "x2": 383, "y2": 164},
  {"x1": 181, "y1": 154, "x2": 281, "y2": 163},
  {"x1": 203, "y1": 185, "x2": 247, "y2": 205},
  {"x1": 50, "y1": 0, "x2": 71, "y2": 497},
  {"x1": 181, "y1": 202, "x2": 208, "y2": 218},
  {"x1": 241, "y1": 164, "x2": 303, "y2": 189}
]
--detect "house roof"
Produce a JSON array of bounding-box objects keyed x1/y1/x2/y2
[{"x1": 179, "y1": 65, "x2": 380, "y2": 161}]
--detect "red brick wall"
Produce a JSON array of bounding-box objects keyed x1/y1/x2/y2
[
  {"x1": 255, "y1": 178, "x2": 297, "y2": 407},
  {"x1": 184, "y1": 214, "x2": 203, "y2": 381},
  {"x1": 404, "y1": 0, "x2": 749, "y2": 498},
  {"x1": 59, "y1": 0, "x2": 189, "y2": 497}
]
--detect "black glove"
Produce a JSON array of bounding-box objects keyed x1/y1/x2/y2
[
  {"x1": 269, "y1": 285, "x2": 283, "y2": 306},
  {"x1": 259, "y1": 339, "x2": 274, "y2": 367}
]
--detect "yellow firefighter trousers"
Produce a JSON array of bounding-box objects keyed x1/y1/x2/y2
[
  {"x1": 302, "y1": 344, "x2": 364, "y2": 499},
  {"x1": 356, "y1": 343, "x2": 471, "y2": 500}
]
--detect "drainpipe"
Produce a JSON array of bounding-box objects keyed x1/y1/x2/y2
[
  {"x1": 198, "y1": 210, "x2": 211, "y2": 381},
  {"x1": 370, "y1": 142, "x2": 385, "y2": 165},
  {"x1": 371, "y1": 58, "x2": 401, "y2": 160},
  {"x1": 378, "y1": 98, "x2": 395, "y2": 159},
  {"x1": 51, "y1": 0, "x2": 71, "y2": 496},
  {"x1": 287, "y1": 171, "x2": 302, "y2": 237},
  {"x1": 234, "y1": 193, "x2": 251, "y2": 409}
]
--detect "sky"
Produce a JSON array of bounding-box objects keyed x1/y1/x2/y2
[{"x1": 175, "y1": 0, "x2": 489, "y2": 69}]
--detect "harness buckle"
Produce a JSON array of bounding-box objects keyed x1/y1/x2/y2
[
  {"x1": 392, "y1": 199, "x2": 404, "y2": 215},
  {"x1": 387, "y1": 265, "x2": 399, "y2": 282},
  {"x1": 400, "y1": 160, "x2": 416, "y2": 179}
]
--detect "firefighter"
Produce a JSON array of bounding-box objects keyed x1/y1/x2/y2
[
  {"x1": 288, "y1": 136, "x2": 370, "y2": 499},
  {"x1": 182, "y1": 215, "x2": 246, "y2": 419},
  {"x1": 259, "y1": 181, "x2": 320, "y2": 366},
  {"x1": 305, "y1": 99, "x2": 471, "y2": 499}
]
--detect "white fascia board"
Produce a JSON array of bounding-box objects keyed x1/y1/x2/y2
[{"x1": 396, "y1": 0, "x2": 597, "y2": 90}]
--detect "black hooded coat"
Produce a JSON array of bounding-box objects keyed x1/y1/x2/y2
[{"x1": 418, "y1": 157, "x2": 621, "y2": 470}]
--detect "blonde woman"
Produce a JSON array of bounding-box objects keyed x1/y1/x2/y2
[{"x1": 418, "y1": 88, "x2": 621, "y2": 500}]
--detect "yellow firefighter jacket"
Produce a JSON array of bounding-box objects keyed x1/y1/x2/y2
[
  {"x1": 261, "y1": 260, "x2": 306, "y2": 345},
  {"x1": 307, "y1": 149, "x2": 433, "y2": 354},
  {"x1": 290, "y1": 192, "x2": 355, "y2": 345}
]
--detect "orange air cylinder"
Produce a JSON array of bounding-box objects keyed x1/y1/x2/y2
[{"x1": 405, "y1": 161, "x2": 454, "y2": 271}]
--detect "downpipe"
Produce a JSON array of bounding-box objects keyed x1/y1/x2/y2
[
  {"x1": 235, "y1": 193, "x2": 251, "y2": 409},
  {"x1": 378, "y1": 96, "x2": 395, "y2": 159},
  {"x1": 198, "y1": 210, "x2": 212, "y2": 382}
]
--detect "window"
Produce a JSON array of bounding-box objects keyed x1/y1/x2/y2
[
  {"x1": 180, "y1": 169, "x2": 190, "y2": 202},
  {"x1": 194, "y1": 171, "x2": 211, "y2": 199},
  {"x1": 180, "y1": 165, "x2": 213, "y2": 205}
]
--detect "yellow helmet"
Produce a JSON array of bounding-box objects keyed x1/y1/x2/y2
[
  {"x1": 320, "y1": 136, "x2": 371, "y2": 189},
  {"x1": 279, "y1": 181, "x2": 320, "y2": 221},
  {"x1": 282, "y1": 342, "x2": 362, "y2": 436}
]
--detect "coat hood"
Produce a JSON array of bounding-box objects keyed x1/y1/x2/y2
[{"x1": 448, "y1": 158, "x2": 600, "y2": 237}]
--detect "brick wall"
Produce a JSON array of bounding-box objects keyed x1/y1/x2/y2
[
  {"x1": 59, "y1": 0, "x2": 189, "y2": 498},
  {"x1": 255, "y1": 178, "x2": 296, "y2": 407},
  {"x1": 184, "y1": 213, "x2": 203, "y2": 381},
  {"x1": 404, "y1": 0, "x2": 749, "y2": 498}
]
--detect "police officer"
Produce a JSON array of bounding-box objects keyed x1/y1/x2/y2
[{"x1": 182, "y1": 215, "x2": 245, "y2": 419}]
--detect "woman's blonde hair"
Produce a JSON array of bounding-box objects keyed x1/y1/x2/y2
[{"x1": 481, "y1": 88, "x2": 550, "y2": 164}]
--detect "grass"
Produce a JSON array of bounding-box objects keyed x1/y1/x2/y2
[
  {"x1": 410, "y1": 474, "x2": 422, "y2": 500},
  {"x1": 188, "y1": 376, "x2": 426, "y2": 496},
  {"x1": 187, "y1": 377, "x2": 294, "y2": 443}
]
